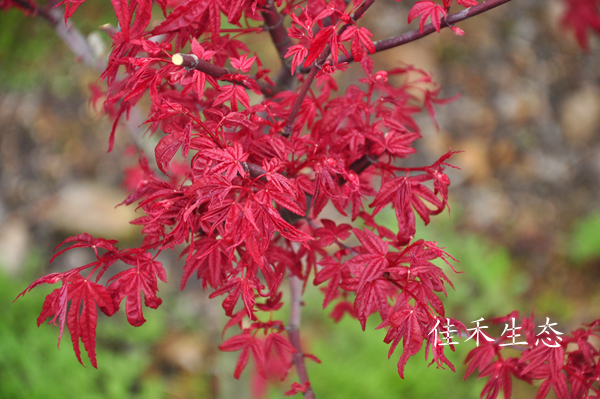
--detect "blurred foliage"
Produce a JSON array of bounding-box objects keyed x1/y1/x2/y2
[
  {"x1": 0, "y1": 9, "x2": 62, "y2": 90},
  {"x1": 0, "y1": 2, "x2": 115, "y2": 91},
  {"x1": 0, "y1": 252, "x2": 167, "y2": 399},
  {"x1": 568, "y1": 211, "x2": 600, "y2": 265}
]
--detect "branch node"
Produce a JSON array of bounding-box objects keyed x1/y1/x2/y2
[
  {"x1": 172, "y1": 53, "x2": 199, "y2": 71},
  {"x1": 262, "y1": 15, "x2": 284, "y2": 31}
]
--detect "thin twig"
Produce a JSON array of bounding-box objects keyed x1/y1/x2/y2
[
  {"x1": 287, "y1": 275, "x2": 316, "y2": 399},
  {"x1": 300, "y1": 0, "x2": 513, "y2": 72},
  {"x1": 15, "y1": 0, "x2": 157, "y2": 164},
  {"x1": 281, "y1": 0, "x2": 376, "y2": 137}
]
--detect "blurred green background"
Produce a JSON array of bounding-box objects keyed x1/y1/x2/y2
[{"x1": 2, "y1": 0, "x2": 600, "y2": 398}]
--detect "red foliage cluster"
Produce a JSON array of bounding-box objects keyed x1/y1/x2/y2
[
  {"x1": 465, "y1": 313, "x2": 600, "y2": 399},
  {"x1": 5, "y1": 0, "x2": 599, "y2": 397}
]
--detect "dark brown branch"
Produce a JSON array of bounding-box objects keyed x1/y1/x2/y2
[
  {"x1": 300, "y1": 0, "x2": 513, "y2": 72},
  {"x1": 172, "y1": 53, "x2": 232, "y2": 78},
  {"x1": 261, "y1": 1, "x2": 296, "y2": 94},
  {"x1": 281, "y1": 67, "x2": 319, "y2": 137},
  {"x1": 261, "y1": 1, "x2": 293, "y2": 61},
  {"x1": 243, "y1": 162, "x2": 268, "y2": 182},
  {"x1": 172, "y1": 53, "x2": 275, "y2": 95},
  {"x1": 287, "y1": 275, "x2": 315, "y2": 399},
  {"x1": 281, "y1": 0, "x2": 376, "y2": 137}
]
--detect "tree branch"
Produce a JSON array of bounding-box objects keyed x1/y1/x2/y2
[
  {"x1": 261, "y1": 1, "x2": 293, "y2": 62},
  {"x1": 11, "y1": 0, "x2": 158, "y2": 163},
  {"x1": 287, "y1": 275, "x2": 315, "y2": 399},
  {"x1": 300, "y1": 0, "x2": 513, "y2": 72},
  {"x1": 172, "y1": 53, "x2": 232, "y2": 77},
  {"x1": 281, "y1": 0, "x2": 376, "y2": 137},
  {"x1": 171, "y1": 53, "x2": 275, "y2": 95},
  {"x1": 261, "y1": 0, "x2": 297, "y2": 94}
]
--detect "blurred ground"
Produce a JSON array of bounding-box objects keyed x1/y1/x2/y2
[{"x1": 1, "y1": 0, "x2": 599, "y2": 398}]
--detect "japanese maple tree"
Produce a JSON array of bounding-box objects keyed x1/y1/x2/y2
[{"x1": 5, "y1": 0, "x2": 600, "y2": 397}]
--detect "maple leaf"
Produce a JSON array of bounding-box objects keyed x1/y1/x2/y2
[
  {"x1": 209, "y1": 276, "x2": 259, "y2": 318},
  {"x1": 346, "y1": 228, "x2": 389, "y2": 303},
  {"x1": 284, "y1": 45, "x2": 309, "y2": 75},
  {"x1": 191, "y1": 38, "x2": 216, "y2": 61},
  {"x1": 464, "y1": 342, "x2": 498, "y2": 380},
  {"x1": 30, "y1": 273, "x2": 117, "y2": 368},
  {"x1": 313, "y1": 219, "x2": 352, "y2": 247},
  {"x1": 329, "y1": 300, "x2": 356, "y2": 322},
  {"x1": 304, "y1": 26, "x2": 335, "y2": 68},
  {"x1": 265, "y1": 332, "x2": 297, "y2": 377},
  {"x1": 51, "y1": 233, "x2": 119, "y2": 262},
  {"x1": 152, "y1": 0, "x2": 209, "y2": 34},
  {"x1": 353, "y1": 279, "x2": 390, "y2": 330},
  {"x1": 371, "y1": 127, "x2": 420, "y2": 159},
  {"x1": 203, "y1": 142, "x2": 249, "y2": 180},
  {"x1": 314, "y1": 256, "x2": 348, "y2": 309},
  {"x1": 214, "y1": 83, "x2": 251, "y2": 111},
  {"x1": 478, "y1": 358, "x2": 519, "y2": 399},
  {"x1": 180, "y1": 237, "x2": 226, "y2": 289},
  {"x1": 107, "y1": 252, "x2": 166, "y2": 327},
  {"x1": 110, "y1": 0, "x2": 131, "y2": 40},
  {"x1": 219, "y1": 331, "x2": 267, "y2": 379},
  {"x1": 408, "y1": 1, "x2": 448, "y2": 34},
  {"x1": 561, "y1": 0, "x2": 600, "y2": 50},
  {"x1": 386, "y1": 302, "x2": 431, "y2": 378},
  {"x1": 230, "y1": 54, "x2": 257, "y2": 73},
  {"x1": 155, "y1": 122, "x2": 192, "y2": 175},
  {"x1": 338, "y1": 26, "x2": 376, "y2": 62}
]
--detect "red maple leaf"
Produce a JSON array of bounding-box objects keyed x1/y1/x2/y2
[
  {"x1": 230, "y1": 54, "x2": 257, "y2": 73},
  {"x1": 107, "y1": 252, "x2": 167, "y2": 327},
  {"x1": 385, "y1": 302, "x2": 431, "y2": 378},
  {"x1": 284, "y1": 45, "x2": 309, "y2": 75},
  {"x1": 314, "y1": 256, "x2": 348, "y2": 309},
  {"x1": 33, "y1": 273, "x2": 116, "y2": 368},
  {"x1": 203, "y1": 142, "x2": 249, "y2": 181},
  {"x1": 338, "y1": 26, "x2": 376, "y2": 62},
  {"x1": 478, "y1": 358, "x2": 519, "y2": 399},
  {"x1": 561, "y1": 0, "x2": 600, "y2": 50},
  {"x1": 408, "y1": 1, "x2": 448, "y2": 34},
  {"x1": 219, "y1": 331, "x2": 267, "y2": 379},
  {"x1": 346, "y1": 228, "x2": 389, "y2": 308},
  {"x1": 304, "y1": 26, "x2": 335, "y2": 68}
]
